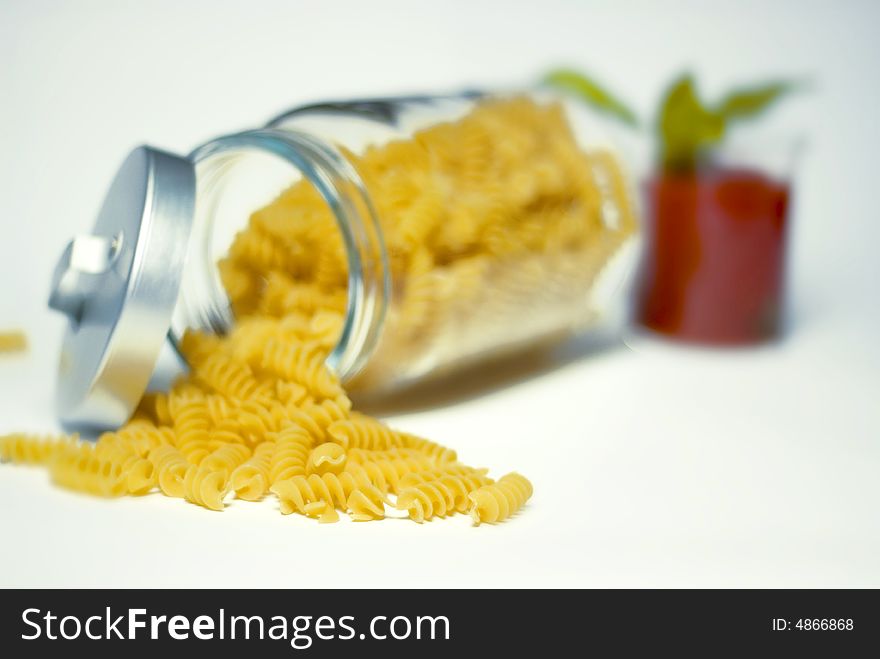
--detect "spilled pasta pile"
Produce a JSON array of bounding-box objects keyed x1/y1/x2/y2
[
  {"x1": 0, "y1": 327, "x2": 530, "y2": 524},
  {"x1": 0, "y1": 97, "x2": 636, "y2": 525}
]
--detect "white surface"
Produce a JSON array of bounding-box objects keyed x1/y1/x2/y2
[{"x1": 1, "y1": 0, "x2": 879, "y2": 588}]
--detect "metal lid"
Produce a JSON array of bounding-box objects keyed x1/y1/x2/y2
[{"x1": 49, "y1": 146, "x2": 196, "y2": 429}]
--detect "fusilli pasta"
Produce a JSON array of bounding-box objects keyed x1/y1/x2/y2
[
  {"x1": 0, "y1": 97, "x2": 615, "y2": 527},
  {"x1": 230, "y1": 441, "x2": 275, "y2": 501},
  {"x1": 0, "y1": 330, "x2": 27, "y2": 353},
  {"x1": 468, "y1": 472, "x2": 533, "y2": 525}
]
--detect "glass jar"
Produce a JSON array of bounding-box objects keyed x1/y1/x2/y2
[
  {"x1": 174, "y1": 91, "x2": 640, "y2": 395},
  {"x1": 50, "y1": 89, "x2": 640, "y2": 427}
]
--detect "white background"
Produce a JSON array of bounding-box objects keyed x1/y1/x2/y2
[{"x1": 1, "y1": 0, "x2": 878, "y2": 587}]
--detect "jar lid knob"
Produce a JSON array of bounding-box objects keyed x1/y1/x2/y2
[
  {"x1": 49, "y1": 146, "x2": 196, "y2": 430},
  {"x1": 49, "y1": 234, "x2": 122, "y2": 325}
]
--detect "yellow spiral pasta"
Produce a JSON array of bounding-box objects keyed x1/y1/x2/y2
[
  {"x1": 229, "y1": 399, "x2": 290, "y2": 443},
  {"x1": 93, "y1": 439, "x2": 156, "y2": 495},
  {"x1": 227, "y1": 226, "x2": 293, "y2": 275},
  {"x1": 208, "y1": 425, "x2": 248, "y2": 449},
  {"x1": 0, "y1": 97, "x2": 604, "y2": 526},
  {"x1": 326, "y1": 415, "x2": 407, "y2": 451},
  {"x1": 263, "y1": 279, "x2": 347, "y2": 319},
  {"x1": 204, "y1": 394, "x2": 239, "y2": 427},
  {"x1": 261, "y1": 338, "x2": 342, "y2": 399},
  {"x1": 270, "y1": 471, "x2": 386, "y2": 522},
  {"x1": 182, "y1": 465, "x2": 229, "y2": 511},
  {"x1": 345, "y1": 446, "x2": 433, "y2": 464},
  {"x1": 230, "y1": 441, "x2": 275, "y2": 501},
  {"x1": 50, "y1": 443, "x2": 127, "y2": 498},
  {"x1": 306, "y1": 442, "x2": 347, "y2": 476},
  {"x1": 148, "y1": 444, "x2": 190, "y2": 499},
  {"x1": 199, "y1": 443, "x2": 251, "y2": 476},
  {"x1": 301, "y1": 397, "x2": 351, "y2": 430},
  {"x1": 347, "y1": 488, "x2": 386, "y2": 522},
  {"x1": 269, "y1": 425, "x2": 314, "y2": 484},
  {"x1": 218, "y1": 260, "x2": 261, "y2": 316},
  {"x1": 468, "y1": 472, "x2": 533, "y2": 525},
  {"x1": 307, "y1": 311, "x2": 346, "y2": 349},
  {"x1": 195, "y1": 352, "x2": 267, "y2": 401},
  {"x1": 275, "y1": 380, "x2": 309, "y2": 407},
  {"x1": 399, "y1": 433, "x2": 459, "y2": 464},
  {"x1": 178, "y1": 330, "x2": 224, "y2": 367},
  {"x1": 396, "y1": 467, "x2": 494, "y2": 523},
  {"x1": 278, "y1": 406, "x2": 327, "y2": 442},
  {"x1": 171, "y1": 396, "x2": 212, "y2": 464},
  {"x1": 0, "y1": 330, "x2": 27, "y2": 353},
  {"x1": 0, "y1": 433, "x2": 70, "y2": 465},
  {"x1": 107, "y1": 421, "x2": 175, "y2": 457}
]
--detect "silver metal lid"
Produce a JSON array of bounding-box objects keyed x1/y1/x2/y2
[{"x1": 49, "y1": 146, "x2": 196, "y2": 429}]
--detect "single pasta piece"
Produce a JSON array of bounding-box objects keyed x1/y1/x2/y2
[
  {"x1": 347, "y1": 489, "x2": 386, "y2": 522},
  {"x1": 269, "y1": 425, "x2": 314, "y2": 483},
  {"x1": 397, "y1": 467, "x2": 494, "y2": 523},
  {"x1": 209, "y1": 425, "x2": 248, "y2": 449},
  {"x1": 260, "y1": 338, "x2": 343, "y2": 399},
  {"x1": 199, "y1": 443, "x2": 251, "y2": 476},
  {"x1": 304, "y1": 501, "x2": 340, "y2": 524},
  {"x1": 205, "y1": 394, "x2": 239, "y2": 427},
  {"x1": 343, "y1": 461, "x2": 390, "y2": 495},
  {"x1": 0, "y1": 330, "x2": 27, "y2": 353},
  {"x1": 282, "y1": 406, "x2": 329, "y2": 442},
  {"x1": 233, "y1": 399, "x2": 290, "y2": 443},
  {"x1": 50, "y1": 443, "x2": 127, "y2": 498},
  {"x1": 132, "y1": 392, "x2": 174, "y2": 426},
  {"x1": 182, "y1": 465, "x2": 229, "y2": 511},
  {"x1": 468, "y1": 472, "x2": 533, "y2": 525},
  {"x1": 326, "y1": 415, "x2": 407, "y2": 451},
  {"x1": 397, "y1": 464, "x2": 489, "y2": 489},
  {"x1": 230, "y1": 442, "x2": 275, "y2": 501},
  {"x1": 0, "y1": 433, "x2": 71, "y2": 465},
  {"x1": 308, "y1": 311, "x2": 345, "y2": 348},
  {"x1": 306, "y1": 442, "x2": 347, "y2": 475},
  {"x1": 399, "y1": 433, "x2": 458, "y2": 464},
  {"x1": 300, "y1": 398, "x2": 351, "y2": 432},
  {"x1": 171, "y1": 396, "x2": 212, "y2": 464},
  {"x1": 148, "y1": 445, "x2": 190, "y2": 499},
  {"x1": 345, "y1": 446, "x2": 432, "y2": 464}
]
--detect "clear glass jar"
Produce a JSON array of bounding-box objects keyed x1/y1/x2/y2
[{"x1": 171, "y1": 90, "x2": 640, "y2": 396}]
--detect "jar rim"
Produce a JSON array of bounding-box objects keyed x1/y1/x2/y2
[{"x1": 174, "y1": 128, "x2": 390, "y2": 382}]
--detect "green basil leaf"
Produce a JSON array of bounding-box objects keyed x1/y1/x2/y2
[
  {"x1": 543, "y1": 68, "x2": 638, "y2": 127},
  {"x1": 718, "y1": 81, "x2": 798, "y2": 121},
  {"x1": 657, "y1": 74, "x2": 725, "y2": 172}
]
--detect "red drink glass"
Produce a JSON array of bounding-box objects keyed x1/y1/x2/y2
[{"x1": 635, "y1": 143, "x2": 797, "y2": 344}]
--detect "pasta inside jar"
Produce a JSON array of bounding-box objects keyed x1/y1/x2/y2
[{"x1": 192, "y1": 94, "x2": 639, "y2": 394}]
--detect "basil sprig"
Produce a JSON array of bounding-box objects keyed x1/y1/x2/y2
[
  {"x1": 543, "y1": 68, "x2": 638, "y2": 127},
  {"x1": 543, "y1": 67, "x2": 798, "y2": 172},
  {"x1": 659, "y1": 75, "x2": 797, "y2": 171}
]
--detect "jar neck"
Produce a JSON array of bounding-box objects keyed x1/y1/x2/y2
[{"x1": 173, "y1": 128, "x2": 389, "y2": 382}]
